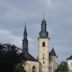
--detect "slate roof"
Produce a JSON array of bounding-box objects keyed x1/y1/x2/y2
[
  {"x1": 67, "y1": 55, "x2": 72, "y2": 60},
  {"x1": 20, "y1": 51, "x2": 38, "y2": 62},
  {"x1": 0, "y1": 44, "x2": 37, "y2": 61},
  {"x1": 50, "y1": 48, "x2": 57, "y2": 57}
]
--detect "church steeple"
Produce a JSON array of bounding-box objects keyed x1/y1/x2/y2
[
  {"x1": 38, "y1": 18, "x2": 49, "y2": 72},
  {"x1": 41, "y1": 17, "x2": 46, "y2": 31},
  {"x1": 24, "y1": 25, "x2": 27, "y2": 39},
  {"x1": 22, "y1": 25, "x2": 28, "y2": 53},
  {"x1": 39, "y1": 18, "x2": 49, "y2": 38}
]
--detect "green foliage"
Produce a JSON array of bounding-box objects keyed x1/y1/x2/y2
[
  {"x1": 14, "y1": 63, "x2": 26, "y2": 72},
  {"x1": 55, "y1": 61, "x2": 69, "y2": 72},
  {"x1": 0, "y1": 44, "x2": 26, "y2": 72}
]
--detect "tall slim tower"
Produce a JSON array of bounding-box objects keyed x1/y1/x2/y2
[
  {"x1": 22, "y1": 25, "x2": 28, "y2": 53},
  {"x1": 38, "y1": 18, "x2": 49, "y2": 72}
]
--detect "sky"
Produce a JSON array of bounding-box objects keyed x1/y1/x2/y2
[{"x1": 0, "y1": 0, "x2": 72, "y2": 62}]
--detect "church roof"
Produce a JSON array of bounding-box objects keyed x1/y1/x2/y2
[
  {"x1": 20, "y1": 51, "x2": 38, "y2": 62},
  {"x1": 67, "y1": 55, "x2": 72, "y2": 60},
  {"x1": 39, "y1": 18, "x2": 49, "y2": 38},
  {"x1": 24, "y1": 25, "x2": 27, "y2": 35},
  {"x1": 50, "y1": 48, "x2": 57, "y2": 57}
]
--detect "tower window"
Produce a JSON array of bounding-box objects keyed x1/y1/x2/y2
[
  {"x1": 43, "y1": 57, "x2": 44, "y2": 59},
  {"x1": 43, "y1": 61, "x2": 45, "y2": 64},
  {"x1": 42, "y1": 42, "x2": 45, "y2": 47}
]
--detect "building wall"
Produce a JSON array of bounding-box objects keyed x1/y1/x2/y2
[
  {"x1": 67, "y1": 60, "x2": 72, "y2": 71},
  {"x1": 24, "y1": 60, "x2": 39, "y2": 72},
  {"x1": 49, "y1": 56, "x2": 58, "y2": 72},
  {"x1": 38, "y1": 38, "x2": 49, "y2": 72}
]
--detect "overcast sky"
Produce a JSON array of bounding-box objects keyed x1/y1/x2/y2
[{"x1": 0, "y1": 0, "x2": 72, "y2": 62}]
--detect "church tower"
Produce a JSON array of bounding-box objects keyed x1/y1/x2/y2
[
  {"x1": 22, "y1": 25, "x2": 28, "y2": 53},
  {"x1": 38, "y1": 18, "x2": 49, "y2": 72}
]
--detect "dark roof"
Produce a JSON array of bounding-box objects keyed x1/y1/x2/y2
[
  {"x1": 39, "y1": 18, "x2": 49, "y2": 38},
  {"x1": 50, "y1": 48, "x2": 57, "y2": 57},
  {"x1": 24, "y1": 25, "x2": 27, "y2": 35},
  {"x1": 67, "y1": 55, "x2": 72, "y2": 60},
  {"x1": 20, "y1": 51, "x2": 38, "y2": 62}
]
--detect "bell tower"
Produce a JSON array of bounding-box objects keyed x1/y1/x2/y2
[{"x1": 38, "y1": 18, "x2": 49, "y2": 72}]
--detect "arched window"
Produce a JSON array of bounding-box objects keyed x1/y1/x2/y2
[
  {"x1": 42, "y1": 42, "x2": 45, "y2": 47},
  {"x1": 32, "y1": 66, "x2": 36, "y2": 72}
]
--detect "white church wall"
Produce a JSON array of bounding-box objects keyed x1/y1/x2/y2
[
  {"x1": 67, "y1": 60, "x2": 72, "y2": 72},
  {"x1": 24, "y1": 60, "x2": 39, "y2": 72}
]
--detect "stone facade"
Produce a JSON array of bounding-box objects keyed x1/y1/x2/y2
[
  {"x1": 38, "y1": 38, "x2": 49, "y2": 72},
  {"x1": 24, "y1": 61, "x2": 39, "y2": 72}
]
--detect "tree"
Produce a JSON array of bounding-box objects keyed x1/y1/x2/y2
[
  {"x1": 55, "y1": 61, "x2": 69, "y2": 72},
  {"x1": 14, "y1": 63, "x2": 26, "y2": 72},
  {"x1": 0, "y1": 44, "x2": 20, "y2": 72},
  {"x1": 0, "y1": 44, "x2": 26, "y2": 72}
]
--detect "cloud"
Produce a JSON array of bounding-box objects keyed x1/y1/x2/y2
[
  {"x1": 0, "y1": 29, "x2": 33, "y2": 48},
  {"x1": 0, "y1": 0, "x2": 64, "y2": 22},
  {"x1": 0, "y1": 7, "x2": 42, "y2": 22},
  {"x1": 0, "y1": 29, "x2": 22, "y2": 47},
  {"x1": 0, "y1": 0, "x2": 72, "y2": 61},
  {"x1": 41, "y1": 0, "x2": 63, "y2": 9},
  {"x1": 47, "y1": 0, "x2": 52, "y2": 7},
  {"x1": 0, "y1": 0, "x2": 39, "y2": 22},
  {"x1": 0, "y1": 29, "x2": 11, "y2": 36}
]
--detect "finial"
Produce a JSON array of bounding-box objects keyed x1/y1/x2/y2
[
  {"x1": 43, "y1": 12, "x2": 45, "y2": 20},
  {"x1": 24, "y1": 22, "x2": 27, "y2": 34},
  {"x1": 25, "y1": 24, "x2": 26, "y2": 30},
  {"x1": 24, "y1": 22, "x2": 26, "y2": 28},
  {"x1": 43, "y1": 17, "x2": 45, "y2": 20}
]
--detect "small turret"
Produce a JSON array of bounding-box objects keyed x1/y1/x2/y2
[{"x1": 50, "y1": 48, "x2": 57, "y2": 57}]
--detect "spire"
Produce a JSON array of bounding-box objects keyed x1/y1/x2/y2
[
  {"x1": 43, "y1": 16, "x2": 45, "y2": 20},
  {"x1": 41, "y1": 18, "x2": 46, "y2": 31},
  {"x1": 24, "y1": 25, "x2": 27, "y2": 34},
  {"x1": 24, "y1": 25, "x2": 27, "y2": 39},
  {"x1": 22, "y1": 25, "x2": 28, "y2": 53},
  {"x1": 50, "y1": 48, "x2": 57, "y2": 57},
  {"x1": 39, "y1": 18, "x2": 49, "y2": 38}
]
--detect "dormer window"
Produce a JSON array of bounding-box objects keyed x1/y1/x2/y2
[{"x1": 42, "y1": 42, "x2": 45, "y2": 47}]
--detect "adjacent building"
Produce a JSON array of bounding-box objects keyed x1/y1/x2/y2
[{"x1": 67, "y1": 55, "x2": 72, "y2": 72}]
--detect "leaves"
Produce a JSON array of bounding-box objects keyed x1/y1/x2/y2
[
  {"x1": 14, "y1": 63, "x2": 26, "y2": 72},
  {"x1": 0, "y1": 44, "x2": 26, "y2": 72},
  {"x1": 55, "y1": 61, "x2": 68, "y2": 72}
]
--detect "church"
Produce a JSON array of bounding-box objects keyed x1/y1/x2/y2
[{"x1": 21, "y1": 18, "x2": 58, "y2": 72}]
